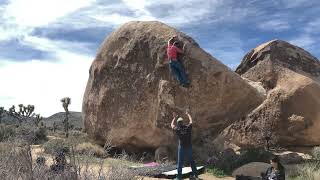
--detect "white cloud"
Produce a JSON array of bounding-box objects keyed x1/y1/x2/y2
[
  {"x1": 0, "y1": 55, "x2": 92, "y2": 117},
  {"x1": 0, "y1": 0, "x2": 254, "y2": 40},
  {"x1": 281, "y1": 0, "x2": 315, "y2": 8},
  {"x1": 127, "y1": 0, "x2": 218, "y2": 25},
  {"x1": 60, "y1": 0, "x2": 222, "y2": 28},
  {"x1": 0, "y1": 33, "x2": 94, "y2": 117},
  {"x1": 90, "y1": 13, "x2": 155, "y2": 27},
  {"x1": 0, "y1": 35, "x2": 95, "y2": 117},
  {"x1": 0, "y1": 0, "x2": 96, "y2": 41},
  {"x1": 4, "y1": 0, "x2": 96, "y2": 27},
  {"x1": 290, "y1": 35, "x2": 316, "y2": 48},
  {"x1": 289, "y1": 18, "x2": 320, "y2": 50},
  {"x1": 305, "y1": 18, "x2": 320, "y2": 33},
  {"x1": 21, "y1": 35, "x2": 93, "y2": 55},
  {"x1": 258, "y1": 19, "x2": 290, "y2": 31},
  {"x1": 0, "y1": 25, "x2": 31, "y2": 41}
]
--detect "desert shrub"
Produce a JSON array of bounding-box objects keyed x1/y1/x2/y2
[
  {"x1": 14, "y1": 124, "x2": 48, "y2": 144},
  {"x1": 0, "y1": 141, "x2": 33, "y2": 180},
  {"x1": 0, "y1": 125, "x2": 16, "y2": 141},
  {"x1": 312, "y1": 146, "x2": 320, "y2": 160},
  {"x1": 288, "y1": 162, "x2": 320, "y2": 180},
  {"x1": 0, "y1": 138, "x2": 111, "y2": 180},
  {"x1": 15, "y1": 125, "x2": 35, "y2": 142},
  {"x1": 207, "y1": 167, "x2": 227, "y2": 178},
  {"x1": 75, "y1": 142, "x2": 106, "y2": 158},
  {"x1": 43, "y1": 138, "x2": 70, "y2": 155},
  {"x1": 34, "y1": 127, "x2": 48, "y2": 144}
]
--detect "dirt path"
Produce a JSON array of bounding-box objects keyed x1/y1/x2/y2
[{"x1": 31, "y1": 144, "x2": 54, "y2": 165}]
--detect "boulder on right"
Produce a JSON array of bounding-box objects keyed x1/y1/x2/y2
[{"x1": 215, "y1": 40, "x2": 320, "y2": 148}]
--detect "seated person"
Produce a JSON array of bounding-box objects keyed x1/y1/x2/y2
[
  {"x1": 236, "y1": 156, "x2": 285, "y2": 180},
  {"x1": 262, "y1": 156, "x2": 285, "y2": 180}
]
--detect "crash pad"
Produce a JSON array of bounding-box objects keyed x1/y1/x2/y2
[
  {"x1": 161, "y1": 166, "x2": 205, "y2": 179},
  {"x1": 145, "y1": 162, "x2": 160, "y2": 167}
]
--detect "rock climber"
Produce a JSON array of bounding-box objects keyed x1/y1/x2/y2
[
  {"x1": 167, "y1": 36, "x2": 190, "y2": 87},
  {"x1": 171, "y1": 109, "x2": 200, "y2": 180}
]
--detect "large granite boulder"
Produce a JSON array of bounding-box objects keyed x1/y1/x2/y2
[
  {"x1": 82, "y1": 21, "x2": 263, "y2": 156},
  {"x1": 215, "y1": 40, "x2": 320, "y2": 149}
]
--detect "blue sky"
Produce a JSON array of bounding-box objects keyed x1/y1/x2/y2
[{"x1": 0, "y1": 0, "x2": 319, "y2": 116}]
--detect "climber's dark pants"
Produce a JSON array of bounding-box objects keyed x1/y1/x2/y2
[
  {"x1": 177, "y1": 145, "x2": 198, "y2": 179},
  {"x1": 169, "y1": 60, "x2": 189, "y2": 86}
]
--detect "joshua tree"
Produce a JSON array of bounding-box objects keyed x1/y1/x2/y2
[
  {"x1": 0, "y1": 107, "x2": 5, "y2": 124},
  {"x1": 8, "y1": 105, "x2": 22, "y2": 122},
  {"x1": 18, "y1": 104, "x2": 24, "y2": 116},
  {"x1": 35, "y1": 114, "x2": 43, "y2": 127},
  {"x1": 28, "y1": 105, "x2": 35, "y2": 116},
  {"x1": 61, "y1": 97, "x2": 71, "y2": 137},
  {"x1": 40, "y1": 121, "x2": 45, "y2": 128},
  {"x1": 53, "y1": 122, "x2": 57, "y2": 133},
  {"x1": 9, "y1": 105, "x2": 16, "y2": 115},
  {"x1": 18, "y1": 104, "x2": 35, "y2": 117},
  {"x1": 8, "y1": 104, "x2": 36, "y2": 124}
]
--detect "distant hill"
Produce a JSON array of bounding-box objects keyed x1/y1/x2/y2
[
  {"x1": 1, "y1": 113, "x2": 20, "y2": 124},
  {"x1": 43, "y1": 111, "x2": 83, "y2": 129},
  {"x1": 1, "y1": 113, "x2": 36, "y2": 124}
]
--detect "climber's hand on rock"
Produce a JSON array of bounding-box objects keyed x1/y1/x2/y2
[{"x1": 172, "y1": 112, "x2": 178, "y2": 118}]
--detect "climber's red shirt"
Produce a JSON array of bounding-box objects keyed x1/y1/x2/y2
[{"x1": 167, "y1": 44, "x2": 178, "y2": 60}]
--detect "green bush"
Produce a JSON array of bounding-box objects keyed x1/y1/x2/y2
[
  {"x1": 43, "y1": 138, "x2": 70, "y2": 155},
  {"x1": 0, "y1": 125, "x2": 16, "y2": 141},
  {"x1": 207, "y1": 167, "x2": 227, "y2": 178}
]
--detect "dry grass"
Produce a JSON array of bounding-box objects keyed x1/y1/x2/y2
[
  {"x1": 287, "y1": 162, "x2": 320, "y2": 180},
  {"x1": 0, "y1": 141, "x2": 34, "y2": 180},
  {"x1": 0, "y1": 137, "x2": 149, "y2": 180},
  {"x1": 0, "y1": 139, "x2": 230, "y2": 180},
  {"x1": 0, "y1": 126, "x2": 228, "y2": 180}
]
